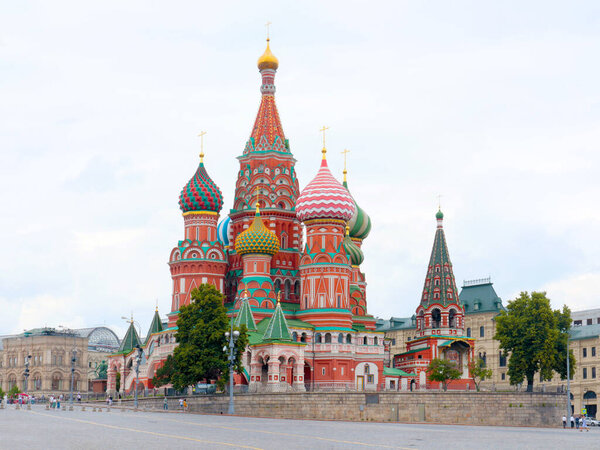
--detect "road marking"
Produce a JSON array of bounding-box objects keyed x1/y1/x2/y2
[
  {"x1": 29, "y1": 411, "x2": 263, "y2": 449},
  {"x1": 160, "y1": 416, "x2": 415, "y2": 449}
]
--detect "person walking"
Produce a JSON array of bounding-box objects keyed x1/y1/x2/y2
[
  {"x1": 179, "y1": 398, "x2": 183, "y2": 410},
  {"x1": 183, "y1": 399, "x2": 188, "y2": 412},
  {"x1": 581, "y1": 416, "x2": 589, "y2": 432},
  {"x1": 562, "y1": 415, "x2": 567, "y2": 428},
  {"x1": 163, "y1": 397, "x2": 168, "y2": 411},
  {"x1": 570, "y1": 415, "x2": 575, "y2": 428},
  {"x1": 575, "y1": 415, "x2": 580, "y2": 429}
]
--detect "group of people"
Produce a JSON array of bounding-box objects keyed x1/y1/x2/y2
[
  {"x1": 562, "y1": 415, "x2": 591, "y2": 431},
  {"x1": 48, "y1": 394, "x2": 64, "y2": 409}
]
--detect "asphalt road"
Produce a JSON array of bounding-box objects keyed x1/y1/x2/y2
[{"x1": 0, "y1": 404, "x2": 596, "y2": 449}]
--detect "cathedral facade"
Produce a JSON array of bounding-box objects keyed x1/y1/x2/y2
[{"x1": 107, "y1": 39, "x2": 386, "y2": 394}]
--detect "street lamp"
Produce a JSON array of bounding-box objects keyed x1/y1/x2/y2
[
  {"x1": 134, "y1": 345, "x2": 143, "y2": 409},
  {"x1": 224, "y1": 327, "x2": 240, "y2": 414},
  {"x1": 70, "y1": 348, "x2": 77, "y2": 406},
  {"x1": 567, "y1": 336, "x2": 572, "y2": 419},
  {"x1": 23, "y1": 354, "x2": 31, "y2": 394}
]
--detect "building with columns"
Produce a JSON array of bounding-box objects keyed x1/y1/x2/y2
[{"x1": 106, "y1": 38, "x2": 386, "y2": 395}]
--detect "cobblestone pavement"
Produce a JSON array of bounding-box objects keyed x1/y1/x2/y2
[{"x1": 0, "y1": 404, "x2": 596, "y2": 449}]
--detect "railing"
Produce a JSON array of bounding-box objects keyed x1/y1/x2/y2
[{"x1": 463, "y1": 277, "x2": 491, "y2": 287}]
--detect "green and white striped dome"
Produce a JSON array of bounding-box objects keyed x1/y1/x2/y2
[
  {"x1": 343, "y1": 227, "x2": 364, "y2": 266},
  {"x1": 343, "y1": 179, "x2": 372, "y2": 240}
]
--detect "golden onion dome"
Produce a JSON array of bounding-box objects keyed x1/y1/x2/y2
[
  {"x1": 235, "y1": 203, "x2": 280, "y2": 256},
  {"x1": 257, "y1": 39, "x2": 279, "y2": 71}
]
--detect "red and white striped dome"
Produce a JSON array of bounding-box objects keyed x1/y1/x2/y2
[{"x1": 296, "y1": 158, "x2": 356, "y2": 222}]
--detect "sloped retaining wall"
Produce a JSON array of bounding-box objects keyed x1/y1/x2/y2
[{"x1": 136, "y1": 392, "x2": 564, "y2": 427}]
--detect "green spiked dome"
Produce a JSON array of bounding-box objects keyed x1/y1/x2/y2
[
  {"x1": 343, "y1": 178, "x2": 372, "y2": 240},
  {"x1": 343, "y1": 226, "x2": 364, "y2": 266},
  {"x1": 235, "y1": 203, "x2": 280, "y2": 256}
]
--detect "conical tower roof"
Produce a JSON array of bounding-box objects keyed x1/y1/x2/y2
[
  {"x1": 234, "y1": 295, "x2": 257, "y2": 331},
  {"x1": 145, "y1": 309, "x2": 164, "y2": 344},
  {"x1": 420, "y1": 209, "x2": 461, "y2": 308},
  {"x1": 262, "y1": 296, "x2": 291, "y2": 341},
  {"x1": 118, "y1": 320, "x2": 141, "y2": 353}
]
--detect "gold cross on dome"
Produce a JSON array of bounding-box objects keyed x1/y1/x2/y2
[
  {"x1": 437, "y1": 194, "x2": 443, "y2": 210},
  {"x1": 197, "y1": 131, "x2": 207, "y2": 162},
  {"x1": 255, "y1": 186, "x2": 260, "y2": 208},
  {"x1": 320, "y1": 125, "x2": 330, "y2": 158},
  {"x1": 265, "y1": 21, "x2": 272, "y2": 40},
  {"x1": 341, "y1": 148, "x2": 350, "y2": 181}
]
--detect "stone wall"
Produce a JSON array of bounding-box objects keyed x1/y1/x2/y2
[{"x1": 135, "y1": 392, "x2": 564, "y2": 427}]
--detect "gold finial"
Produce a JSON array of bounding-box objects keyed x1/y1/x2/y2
[
  {"x1": 130, "y1": 312, "x2": 134, "y2": 324},
  {"x1": 437, "y1": 194, "x2": 442, "y2": 210},
  {"x1": 277, "y1": 291, "x2": 281, "y2": 304},
  {"x1": 255, "y1": 186, "x2": 260, "y2": 211},
  {"x1": 265, "y1": 21, "x2": 272, "y2": 40},
  {"x1": 346, "y1": 225, "x2": 350, "y2": 236},
  {"x1": 155, "y1": 298, "x2": 158, "y2": 313},
  {"x1": 320, "y1": 126, "x2": 330, "y2": 159},
  {"x1": 341, "y1": 149, "x2": 350, "y2": 182},
  {"x1": 197, "y1": 131, "x2": 207, "y2": 163}
]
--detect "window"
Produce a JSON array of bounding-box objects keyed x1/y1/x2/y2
[
  {"x1": 337, "y1": 333, "x2": 344, "y2": 344},
  {"x1": 367, "y1": 374, "x2": 374, "y2": 383},
  {"x1": 346, "y1": 334, "x2": 352, "y2": 344},
  {"x1": 583, "y1": 348, "x2": 587, "y2": 358},
  {"x1": 588, "y1": 319, "x2": 593, "y2": 325},
  {"x1": 499, "y1": 351, "x2": 507, "y2": 367},
  {"x1": 480, "y1": 326, "x2": 485, "y2": 338},
  {"x1": 322, "y1": 367, "x2": 326, "y2": 376},
  {"x1": 593, "y1": 347, "x2": 596, "y2": 357},
  {"x1": 292, "y1": 332, "x2": 298, "y2": 342},
  {"x1": 466, "y1": 328, "x2": 471, "y2": 337},
  {"x1": 391, "y1": 338, "x2": 396, "y2": 346},
  {"x1": 374, "y1": 337, "x2": 378, "y2": 346},
  {"x1": 501, "y1": 373, "x2": 506, "y2": 381},
  {"x1": 325, "y1": 333, "x2": 332, "y2": 344},
  {"x1": 363, "y1": 336, "x2": 368, "y2": 345},
  {"x1": 583, "y1": 368, "x2": 588, "y2": 379},
  {"x1": 574, "y1": 320, "x2": 582, "y2": 326},
  {"x1": 315, "y1": 333, "x2": 322, "y2": 343},
  {"x1": 593, "y1": 367, "x2": 597, "y2": 379}
]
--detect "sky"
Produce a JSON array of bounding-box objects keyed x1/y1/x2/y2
[{"x1": 1, "y1": 1, "x2": 599, "y2": 337}]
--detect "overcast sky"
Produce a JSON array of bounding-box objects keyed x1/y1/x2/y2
[{"x1": 1, "y1": 1, "x2": 599, "y2": 337}]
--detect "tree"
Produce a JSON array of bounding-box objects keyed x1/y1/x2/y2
[
  {"x1": 494, "y1": 291, "x2": 575, "y2": 392},
  {"x1": 8, "y1": 385, "x2": 21, "y2": 398},
  {"x1": 427, "y1": 358, "x2": 461, "y2": 391},
  {"x1": 152, "y1": 354, "x2": 177, "y2": 388},
  {"x1": 0, "y1": 387, "x2": 5, "y2": 399},
  {"x1": 468, "y1": 357, "x2": 493, "y2": 391},
  {"x1": 170, "y1": 284, "x2": 248, "y2": 391},
  {"x1": 115, "y1": 372, "x2": 121, "y2": 393}
]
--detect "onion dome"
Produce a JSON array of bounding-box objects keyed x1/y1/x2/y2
[
  {"x1": 343, "y1": 226, "x2": 364, "y2": 266},
  {"x1": 179, "y1": 158, "x2": 223, "y2": 213},
  {"x1": 296, "y1": 157, "x2": 356, "y2": 222},
  {"x1": 436, "y1": 209, "x2": 444, "y2": 220},
  {"x1": 343, "y1": 178, "x2": 372, "y2": 240},
  {"x1": 257, "y1": 38, "x2": 279, "y2": 71},
  {"x1": 235, "y1": 203, "x2": 280, "y2": 256},
  {"x1": 217, "y1": 216, "x2": 232, "y2": 246}
]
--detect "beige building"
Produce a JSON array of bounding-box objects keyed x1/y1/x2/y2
[
  {"x1": 379, "y1": 279, "x2": 600, "y2": 417},
  {"x1": 0, "y1": 327, "x2": 119, "y2": 396}
]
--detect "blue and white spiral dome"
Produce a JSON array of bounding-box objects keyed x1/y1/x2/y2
[{"x1": 217, "y1": 216, "x2": 232, "y2": 247}]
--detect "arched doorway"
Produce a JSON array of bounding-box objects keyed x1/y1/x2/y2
[
  {"x1": 304, "y1": 362, "x2": 312, "y2": 391},
  {"x1": 584, "y1": 391, "x2": 597, "y2": 418}
]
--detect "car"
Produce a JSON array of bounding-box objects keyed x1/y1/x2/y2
[{"x1": 587, "y1": 417, "x2": 600, "y2": 426}]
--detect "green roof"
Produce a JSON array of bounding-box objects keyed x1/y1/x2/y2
[
  {"x1": 118, "y1": 321, "x2": 141, "y2": 353},
  {"x1": 570, "y1": 324, "x2": 600, "y2": 341},
  {"x1": 263, "y1": 301, "x2": 292, "y2": 342},
  {"x1": 234, "y1": 297, "x2": 257, "y2": 331},
  {"x1": 396, "y1": 347, "x2": 431, "y2": 357},
  {"x1": 145, "y1": 310, "x2": 164, "y2": 344},
  {"x1": 376, "y1": 316, "x2": 416, "y2": 331},
  {"x1": 459, "y1": 281, "x2": 505, "y2": 314},
  {"x1": 383, "y1": 367, "x2": 416, "y2": 377}
]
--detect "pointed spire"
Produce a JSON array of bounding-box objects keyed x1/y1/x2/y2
[
  {"x1": 420, "y1": 209, "x2": 460, "y2": 308},
  {"x1": 234, "y1": 295, "x2": 257, "y2": 331},
  {"x1": 263, "y1": 300, "x2": 291, "y2": 341},
  {"x1": 145, "y1": 309, "x2": 164, "y2": 344},
  {"x1": 118, "y1": 320, "x2": 141, "y2": 353}
]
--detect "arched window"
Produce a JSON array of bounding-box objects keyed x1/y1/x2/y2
[
  {"x1": 325, "y1": 333, "x2": 332, "y2": 343},
  {"x1": 300, "y1": 333, "x2": 307, "y2": 343},
  {"x1": 364, "y1": 364, "x2": 370, "y2": 374},
  {"x1": 294, "y1": 281, "x2": 300, "y2": 298},
  {"x1": 449, "y1": 309, "x2": 456, "y2": 328},
  {"x1": 466, "y1": 327, "x2": 471, "y2": 337},
  {"x1": 284, "y1": 280, "x2": 291, "y2": 300},
  {"x1": 363, "y1": 336, "x2": 368, "y2": 345},
  {"x1": 480, "y1": 326, "x2": 485, "y2": 337},
  {"x1": 315, "y1": 333, "x2": 322, "y2": 344},
  {"x1": 292, "y1": 332, "x2": 298, "y2": 342},
  {"x1": 337, "y1": 333, "x2": 344, "y2": 343},
  {"x1": 431, "y1": 308, "x2": 441, "y2": 328},
  {"x1": 346, "y1": 334, "x2": 352, "y2": 344},
  {"x1": 374, "y1": 337, "x2": 378, "y2": 346},
  {"x1": 584, "y1": 391, "x2": 597, "y2": 400},
  {"x1": 274, "y1": 279, "x2": 281, "y2": 293}
]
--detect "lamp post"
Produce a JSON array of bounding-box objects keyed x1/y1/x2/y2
[
  {"x1": 567, "y1": 336, "x2": 572, "y2": 419},
  {"x1": 224, "y1": 325, "x2": 240, "y2": 415},
  {"x1": 70, "y1": 348, "x2": 77, "y2": 406},
  {"x1": 134, "y1": 345, "x2": 143, "y2": 409},
  {"x1": 23, "y1": 354, "x2": 31, "y2": 394}
]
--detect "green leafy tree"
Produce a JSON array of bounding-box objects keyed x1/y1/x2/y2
[
  {"x1": 170, "y1": 284, "x2": 248, "y2": 391},
  {"x1": 0, "y1": 387, "x2": 5, "y2": 399},
  {"x1": 8, "y1": 385, "x2": 21, "y2": 398},
  {"x1": 152, "y1": 354, "x2": 177, "y2": 388},
  {"x1": 468, "y1": 357, "x2": 493, "y2": 391},
  {"x1": 494, "y1": 291, "x2": 575, "y2": 392},
  {"x1": 427, "y1": 358, "x2": 461, "y2": 391},
  {"x1": 115, "y1": 372, "x2": 121, "y2": 392}
]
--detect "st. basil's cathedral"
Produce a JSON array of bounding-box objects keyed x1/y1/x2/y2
[{"x1": 107, "y1": 38, "x2": 474, "y2": 395}]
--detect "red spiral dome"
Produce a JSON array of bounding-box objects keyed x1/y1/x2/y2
[{"x1": 179, "y1": 162, "x2": 224, "y2": 213}]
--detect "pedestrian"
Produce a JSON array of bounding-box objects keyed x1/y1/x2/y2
[
  {"x1": 57, "y1": 396, "x2": 61, "y2": 410},
  {"x1": 575, "y1": 416, "x2": 580, "y2": 429},
  {"x1": 562, "y1": 415, "x2": 567, "y2": 428},
  {"x1": 163, "y1": 397, "x2": 168, "y2": 410},
  {"x1": 570, "y1": 415, "x2": 575, "y2": 428},
  {"x1": 581, "y1": 416, "x2": 589, "y2": 432},
  {"x1": 183, "y1": 399, "x2": 188, "y2": 412},
  {"x1": 179, "y1": 398, "x2": 183, "y2": 410},
  {"x1": 77, "y1": 393, "x2": 81, "y2": 403}
]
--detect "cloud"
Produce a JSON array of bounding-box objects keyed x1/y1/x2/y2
[{"x1": 543, "y1": 273, "x2": 600, "y2": 312}]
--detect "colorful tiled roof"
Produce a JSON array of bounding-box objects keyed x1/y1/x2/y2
[
  {"x1": 296, "y1": 156, "x2": 355, "y2": 222},
  {"x1": 263, "y1": 300, "x2": 292, "y2": 341},
  {"x1": 179, "y1": 161, "x2": 223, "y2": 213},
  {"x1": 343, "y1": 227, "x2": 364, "y2": 266},
  {"x1": 217, "y1": 216, "x2": 232, "y2": 247},
  {"x1": 235, "y1": 204, "x2": 280, "y2": 256},
  {"x1": 344, "y1": 179, "x2": 372, "y2": 240}
]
